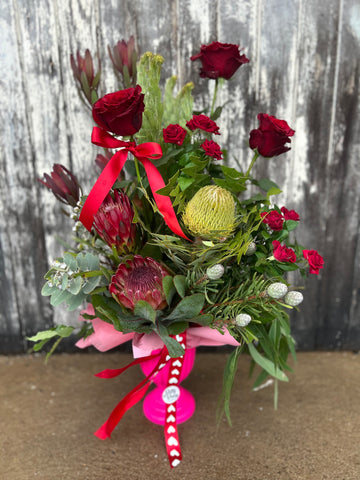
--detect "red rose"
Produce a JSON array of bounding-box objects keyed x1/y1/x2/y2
[
  {"x1": 92, "y1": 85, "x2": 145, "y2": 136},
  {"x1": 281, "y1": 206, "x2": 300, "y2": 221},
  {"x1": 272, "y1": 240, "x2": 296, "y2": 263},
  {"x1": 191, "y1": 41, "x2": 249, "y2": 80},
  {"x1": 261, "y1": 210, "x2": 284, "y2": 231},
  {"x1": 249, "y1": 113, "x2": 295, "y2": 157},
  {"x1": 163, "y1": 124, "x2": 187, "y2": 146},
  {"x1": 186, "y1": 114, "x2": 220, "y2": 134},
  {"x1": 303, "y1": 249, "x2": 324, "y2": 274},
  {"x1": 201, "y1": 139, "x2": 223, "y2": 160}
]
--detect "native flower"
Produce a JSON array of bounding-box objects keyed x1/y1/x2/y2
[
  {"x1": 303, "y1": 249, "x2": 324, "y2": 274},
  {"x1": 92, "y1": 86, "x2": 145, "y2": 136},
  {"x1": 109, "y1": 255, "x2": 170, "y2": 311},
  {"x1": 70, "y1": 49, "x2": 101, "y2": 104},
  {"x1": 38, "y1": 163, "x2": 81, "y2": 207},
  {"x1": 249, "y1": 113, "x2": 295, "y2": 157},
  {"x1": 92, "y1": 190, "x2": 136, "y2": 254},
  {"x1": 182, "y1": 185, "x2": 236, "y2": 240},
  {"x1": 191, "y1": 41, "x2": 249, "y2": 80},
  {"x1": 108, "y1": 36, "x2": 139, "y2": 87}
]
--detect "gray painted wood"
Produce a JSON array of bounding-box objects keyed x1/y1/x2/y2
[{"x1": 0, "y1": 0, "x2": 359, "y2": 352}]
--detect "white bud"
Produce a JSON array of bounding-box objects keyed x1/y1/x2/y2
[
  {"x1": 206, "y1": 264, "x2": 225, "y2": 280},
  {"x1": 267, "y1": 282, "x2": 288, "y2": 299},
  {"x1": 245, "y1": 241, "x2": 256, "y2": 256},
  {"x1": 284, "y1": 291, "x2": 303, "y2": 306},
  {"x1": 235, "y1": 313, "x2": 252, "y2": 327}
]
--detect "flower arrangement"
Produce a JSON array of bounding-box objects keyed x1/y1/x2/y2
[{"x1": 32, "y1": 37, "x2": 323, "y2": 468}]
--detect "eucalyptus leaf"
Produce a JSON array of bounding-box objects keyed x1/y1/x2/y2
[
  {"x1": 162, "y1": 276, "x2": 176, "y2": 306},
  {"x1": 134, "y1": 300, "x2": 156, "y2": 323},
  {"x1": 159, "y1": 335, "x2": 185, "y2": 358},
  {"x1": 164, "y1": 294, "x2": 205, "y2": 321},
  {"x1": 173, "y1": 275, "x2": 186, "y2": 298}
]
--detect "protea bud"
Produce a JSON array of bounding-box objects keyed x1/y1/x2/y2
[
  {"x1": 38, "y1": 164, "x2": 81, "y2": 207},
  {"x1": 108, "y1": 36, "x2": 139, "y2": 87},
  {"x1": 109, "y1": 255, "x2": 170, "y2": 311},
  {"x1": 267, "y1": 282, "x2": 288, "y2": 299},
  {"x1": 182, "y1": 185, "x2": 236, "y2": 240},
  {"x1": 284, "y1": 291, "x2": 303, "y2": 306},
  {"x1": 235, "y1": 313, "x2": 252, "y2": 327},
  {"x1": 206, "y1": 264, "x2": 225, "y2": 280},
  {"x1": 93, "y1": 190, "x2": 136, "y2": 254},
  {"x1": 70, "y1": 49, "x2": 101, "y2": 104}
]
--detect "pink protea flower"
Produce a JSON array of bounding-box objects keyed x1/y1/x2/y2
[
  {"x1": 108, "y1": 36, "x2": 139, "y2": 87},
  {"x1": 70, "y1": 49, "x2": 101, "y2": 104},
  {"x1": 109, "y1": 255, "x2": 171, "y2": 311},
  {"x1": 93, "y1": 190, "x2": 136, "y2": 253}
]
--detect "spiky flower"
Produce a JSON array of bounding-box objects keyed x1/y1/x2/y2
[
  {"x1": 182, "y1": 185, "x2": 236, "y2": 240},
  {"x1": 38, "y1": 164, "x2": 81, "y2": 207},
  {"x1": 109, "y1": 255, "x2": 170, "y2": 311},
  {"x1": 93, "y1": 190, "x2": 136, "y2": 254}
]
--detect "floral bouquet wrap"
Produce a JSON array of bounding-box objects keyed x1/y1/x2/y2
[{"x1": 31, "y1": 38, "x2": 324, "y2": 468}]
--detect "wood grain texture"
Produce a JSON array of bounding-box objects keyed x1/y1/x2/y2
[{"x1": 0, "y1": 0, "x2": 359, "y2": 352}]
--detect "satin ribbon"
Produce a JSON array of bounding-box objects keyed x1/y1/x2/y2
[
  {"x1": 94, "y1": 333, "x2": 186, "y2": 468},
  {"x1": 79, "y1": 127, "x2": 189, "y2": 240}
]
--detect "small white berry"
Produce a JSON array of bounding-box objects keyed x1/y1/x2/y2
[
  {"x1": 284, "y1": 291, "x2": 303, "y2": 306},
  {"x1": 245, "y1": 241, "x2": 256, "y2": 256},
  {"x1": 206, "y1": 264, "x2": 225, "y2": 280},
  {"x1": 267, "y1": 282, "x2": 288, "y2": 299},
  {"x1": 235, "y1": 313, "x2": 252, "y2": 327}
]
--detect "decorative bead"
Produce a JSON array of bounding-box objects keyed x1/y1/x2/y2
[
  {"x1": 245, "y1": 241, "x2": 256, "y2": 255},
  {"x1": 235, "y1": 313, "x2": 252, "y2": 327},
  {"x1": 206, "y1": 264, "x2": 225, "y2": 280}
]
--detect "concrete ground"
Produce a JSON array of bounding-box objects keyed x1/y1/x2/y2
[{"x1": 0, "y1": 351, "x2": 359, "y2": 480}]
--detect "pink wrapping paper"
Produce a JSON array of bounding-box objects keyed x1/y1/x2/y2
[{"x1": 76, "y1": 305, "x2": 240, "y2": 357}]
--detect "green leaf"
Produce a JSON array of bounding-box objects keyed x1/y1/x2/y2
[
  {"x1": 173, "y1": 275, "x2": 186, "y2": 298},
  {"x1": 257, "y1": 178, "x2": 280, "y2": 192},
  {"x1": 217, "y1": 345, "x2": 243, "y2": 426},
  {"x1": 248, "y1": 343, "x2": 288, "y2": 382},
  {"x1": 167, "y1": 321, "x2": 189, "y2": 335},
  {"x1": 134, "y1": 300, "x2": 156, "y2": 323},
  {"x1": 41, "y1": 282, "x2": 57, "y2": 296},
  {"x1": 63, "y1": 252, "x2": 77, "y2": 271},
  {"x1": 50, "y1": 288, "x2": 70, "y2": 307},
  {"x1": 188, "y1": 313, "x2": 213, "y2": 326},
  {"x1": 284, "y1": 220, "x2": 299, "y2": 232},
  {"x1": 162, "y1": 276, "x2": 175, "y2": 305},
  {"x1": 69, "y1": 276, "x2": 83, "y2": 295},
  {"x1": 27, "y1": 325, "x2": 74, "y2": 343},
  {"x1": 164, "y1": 294, "x2": 205, "y2": 321},
  {"x1": 160, "y1": 335, "x2": 185, "y2": 357}
]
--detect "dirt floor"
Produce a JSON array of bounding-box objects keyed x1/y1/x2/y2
[{"x1": 0, "y1": 351, "x2": 359, "y2": 480}]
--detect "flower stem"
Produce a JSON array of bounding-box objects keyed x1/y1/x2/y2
[
  {"x1": 245, "y1": 151, "x2": 259, "y2": 178},
  {"x1": 210, "y1": 79, "x2": 219, "y2": 118}
]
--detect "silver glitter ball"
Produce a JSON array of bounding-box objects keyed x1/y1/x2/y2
[
  {"x1": 267, "y1": 282, "x2": 288, "y2": 299},
  {"x1": 284, "y1": 291, "x2": 304, "y2": 306},
  {"x1": 245, "y1": 241, "x2": 256, "y2": 256},
  {"x1": 235, "y1": 313, "x2": 252, "y2": 327},
  {"x1": 206, "y1": 264, "x2": 225, "y2": 280}
]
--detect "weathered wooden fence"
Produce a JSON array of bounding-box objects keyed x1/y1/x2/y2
[{"x1": 1, "y1": 0, "x2": 359, "y2": 353}]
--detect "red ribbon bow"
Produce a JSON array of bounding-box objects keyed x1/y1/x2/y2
[{"x1": 79, "y1": 127, "x2": 189, "y2": 240}]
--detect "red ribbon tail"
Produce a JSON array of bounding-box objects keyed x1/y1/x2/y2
[
  {"x1": 141, "y1": 157, "x2": 190, "y2": 240},
  {"x1": 79, "y1": 149, "x2": 128, "y2": 231},
  {"x1": 95, "y1": 353, "x2": 160, "y2": 379}
]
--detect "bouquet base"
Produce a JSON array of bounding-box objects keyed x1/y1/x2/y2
[{"x1": 143, "y1": 387, "x2": 195, "y2": 425}]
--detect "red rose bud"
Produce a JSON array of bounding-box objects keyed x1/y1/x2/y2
[
  {"x1": 303, "y1": 249, "x2": 324, "y2": 274},
  {"x1": 92, "y1": 86, "x2": 145, "y2": 136},
  {"x1": 272, "y1": 240, "x2": 296, "y2": 263},
  {"x1": 70, "y1": 49, "x2": 101, "y2": 104},
  {"x1": 108, "y1": 36, "x2": 139, "y2": 87},
  {"x1": 38, "y1": 164, "x2": 81, "y2": 207},
  {"x1": 92, "y1": 190, "x2": 136, "y2": 253},
  {"x1": 109, "y1": 255, "x2": 170, "y2": 311},
  {"x1": 281, "y1": 206, "x2": 300, "y2": 221},
  {"x1": 163, "y1": 124, "x2": 187, "y2": 146},
  {"x1": 191, "y1": 41, "x2": 249, "y2": 80},
  {"x1": 186, "y1": 114, "x2": 220, "y2": 134},
  {"x1": 249, "y1": 113, "x2": 295, "y2": 158},
  {"x1": 201, "y1": 139, "x2": 223, "y2": 160},
  {"x1": 261, "y1": 210, "x2": 284, "y2": 231}
]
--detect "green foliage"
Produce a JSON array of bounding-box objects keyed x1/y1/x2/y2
[
  {"x1": 27, "y1": 325, "x2": 75, "y2": 363},
  {"x1": 163, "y1": 76, "x2": 194, "y2": 127}
]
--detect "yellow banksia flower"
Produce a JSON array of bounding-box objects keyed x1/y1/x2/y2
[{"x1": 182, "y1": 185, "x2": 236, "y2": 240}]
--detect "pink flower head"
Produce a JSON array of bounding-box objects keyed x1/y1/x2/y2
[
  {"x1": 186, "y1": 114, "x2": 220, "y2": 135},
  {"x1": 272, "y1": 240, "x2": 296, "y2": 263},
  {"x1": 163, "y1": 124, "x2": 187, "y2": 146},
  {"x1": 191, "y1": 41, "x2": 249, "y2": 80},
  {"x1": 249, "y1": 113, "x2": 295, "y2": 158},
  {"x1": 261, "y1": 210, "x2": 284, "y2": 231},
  {"x1": 70, "y1": 49, "x2": 100, "y2": 104},
  {"x1": 303, "y1": 249, "x2": 324, "y2": 274},
  {"x1": 38, "y1": 164, "x2": 81, "y2": 207},
  {"x1": 201, "y1": 139, "x2": 223, "y2": 160},
  {"x1": 93, "y1": 190, "x2": 136, "y2": 253},
  {"x1": 109, "y1": 255, "x2": 171, "y2": 311},
  {"x1": 281, "y1": 206, "x2": 300, "y2": 221}
]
